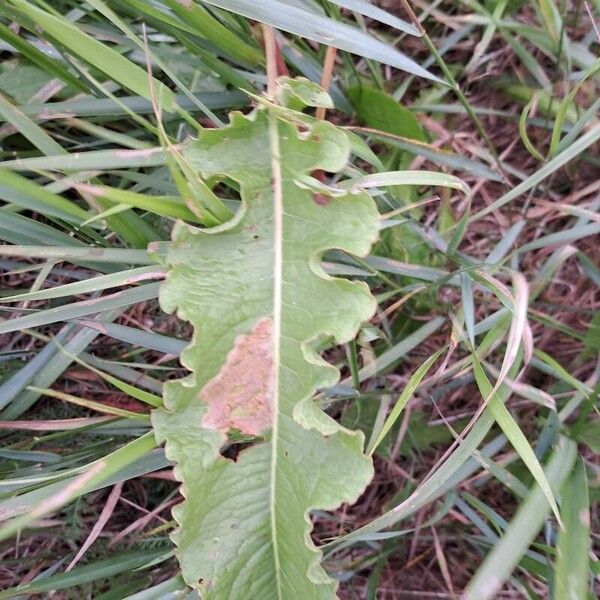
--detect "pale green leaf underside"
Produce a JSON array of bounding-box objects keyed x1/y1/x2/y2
[{"x1": 152, "y1": 79, "x2": 379, "y2": 598}]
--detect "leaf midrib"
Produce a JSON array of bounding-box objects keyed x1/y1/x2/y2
[{"x1": 268, "y1": 108, "x2": 284, "y2": 600}]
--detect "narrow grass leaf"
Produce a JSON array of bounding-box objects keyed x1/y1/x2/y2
[
  {"x1": 463, "y1": 437, "x2": 577, "y2": 600},
  {"x1": 0, "y1": 246, "x2": 154, "y2": 265},
  {"x1": 198, "y1": 0, "x2": 440, "y2": 81},
  {"x1": 79, "y1": 321, "x2": 186, "y2": 356},
  {"x1": 0, "y1": 283, "x2": 159, "y2": 334},
  {"x1": 8, "y1": 92, "x2": 248, "y2": 122},
  {"x1": 335, "y1": 428, "x2": 506, "y2": 544},
  {"x1": 471, "y1": 354, "x2": 562, "y2": 524},
  {"x1": 66, "y1": 482, "x2": 124, "y2": 571},
  {"x1": 518, "y1": 97, "x2": 545, "y2": 162},
  {"x1": 341, "y1": 170, "x2": 470, "y2": 195},
  {"x1": 2, "y1": 146, "x2": 168, "y2": 172},
  {"x1": 0, "y1": 326, "x2": 73, "y2": 409},
  {"x1": 495, "y1": 271, "x2": 529, "y2": 390},
  {"x1": 122, "y1": 575, "x2": 188, "y2": 600},
  {"x1": 557, "y1": 97, "x2": 600, "y2": 154},
  {"x1": 0, "y1": 550, "x2": 169, "y2": 600},
  {"x1": 351, "y1": 316, "x2": 446, "y2": 382},
  {"x1": 515, "y1": 222, "x2": 600, "y2": 254},
  {"x1": 163, "y1": 0, "x2": 262, "y2": 65},
  {"x1": 350, "y1": 127, "x2": 502, "y2": 181},
  {"x1": 368, "y1": 348, "x2": 445, "y2": 455},
  {"x1": 460, "y1": 274, "x2": 476, "y2": 346},
  {"x1": 9, "y1": 0, "x2": 178, "y2": 111},
  {"x1": 0, "y1": 311, "x2": 121, "y2": 419},
  {"x1": 325, "y1": 0, "x2": 420, "y2": 36},
  {"x1": 471, "y1": 123, "x2": 600, "y2": 221},
  {"x1": 73, "y1": 184, "x2": 202, "y2": 223},
  {"x1": 0, "y1": 21, "x2": 87, "y2": 91},
  {"x1": 0, "y1": 168, "x2": 90, "y2": 223},
  {"x1": 532, "y1": 349, "x2": 592, "y2": 397},
  {"x1": 486, "y1": 221, "x2": 525, "y2": 264},
  {"x1": 0, "y1": 92, "x2": 64, "y2": 155},
  {"x1": 0, "y1": 266, "x2": 163, "y2": 303},
  {"x1": 28, "y1": 386, "x2": 150, "y2": 420},
  {"x1": 61, "y1": 350, "x2": 163, "y2": 407},
  {"x1": 555, "y1": 459, "x2": 591, "y2": 600},
  {"x1": 0, "y1": 433, "x2": 158, "y2": 524}
]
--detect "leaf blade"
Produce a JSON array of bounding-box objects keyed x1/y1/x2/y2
[{"x1": 153, "y1": 81, "x2": 379, "y2": 597}]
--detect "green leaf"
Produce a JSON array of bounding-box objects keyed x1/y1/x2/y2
[
  {"x1": 152, "y1": 79, "x2": 378, "y2": 597},
  {"x1": 0, "y1": 550, "x2": 170, "y2": 600},
  {"x1": 471, "y1": 122, "x2": 600, "y2": 221},
  {"x1": 471, "y1": 354, "x2": 562, "y2": 525},
  {"x1": 352, "y1": 127, "x2": 502, "y2": 181},
  {"x1": 0, "y1": 282, "x2": 160, "y2": 334},
  {"x1": 0, "y1": 21, "x2": 88, "y2": 92},
  {"x1": 582, "y1": 311, "x2": 600, "y2": 358},
  {"x1": 463, "y1": 437, "x2": 577, "y2": 600},
  {"x1": 163, "y1": 0, "x2": 263, "y2": 65},
  {"x1": 0, "y1": 91, "x2": 65, "y2": 156},
  {"x1": 0, "y1": 432, "x2": 158, "y2": 536},
  {"x1": 1, "y1": 91, "x2": 248, "y2": 122},
  {"x1": 0, "y1": 265, "x2": 163, "y2": 303},
  {"x1": 367, "y1": 347, "x2": 445, "y2": 455},
  {"x1": 197, "y1": 0, "x2": 441, "y2": 81},
  {"x1": 347, "y1": 85, "x2": 426, "y2": 142},
  {"x1": 340, "y1": 170, "x2": 470, "y2": 195},
  {"x1": 573, "y1": 419, "x2": 600, "y2": 453},
  {"x1": 555, "y1": 459, "x2": 591, "y2": 600},
  {"x1": 325, "y1": 0, "x2": 420, "y2": 36},
  {"x1": 0, "y1": 168, "x2": 90, "y2": 224},
  {"x1": 8, "y1": 0, "x2": 178, "y2": 112}
]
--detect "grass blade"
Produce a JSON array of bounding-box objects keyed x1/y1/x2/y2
[
  {"x1": 367, "y1": 348, "x2": 445, "y2": 455},
  {"x1": 9, "y1": 0, "x2": 178, "y2": 111},
  {"x1": 463, "y1": 437, "x2": 577, "y2": 600},
  {"x1": 555, "y1": 458, "x2": 591, "y2": 600},
  {"x1": 472, "y1": 354, "x2": 562, "y2": 525},
  {"x1": 0, "y1": 283, "x2": 159, "y2": 334},
  {"x1": 471, "y1": 123, "x2": 600, "y2": 221},
  {"x1": 199, "y1": 0, "x2": 441, "y2": 81}
]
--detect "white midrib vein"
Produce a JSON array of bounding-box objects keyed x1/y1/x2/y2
[{"x1": 268, "y1": 108, "x2": 284, "y2": 600}]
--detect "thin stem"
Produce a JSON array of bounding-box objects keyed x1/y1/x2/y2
[
  {"x1": 399, "y1": 0, "x2": 508, "y2": 183},
  {"x1": 263, "y1": 24, "x2": 278, "y2": 99},
  {"x1": 316, "y1": 45, "x2": 337, "y2": 120}
]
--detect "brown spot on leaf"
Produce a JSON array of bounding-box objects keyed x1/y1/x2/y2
[
  {"x1": 311, "y1": 169, "x2": 331, "y2": 205},
  {"x1": 246, "y1": 225, "x2": 260, "y2": 240},
  {"x1": 200, "y1": 317, "x2": 274, "y2": 436},
  {"x1": 313, "y1": 193, "x2": 331, "y2": 206}
]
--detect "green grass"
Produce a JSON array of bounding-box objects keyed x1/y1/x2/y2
[{"x1": 0, "y1": 0, "x2": 598, "y2": 597}]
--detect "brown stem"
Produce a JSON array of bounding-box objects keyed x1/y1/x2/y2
[
  {"x1": 316, "y1": 46, "x2": 338, "y2": 120},
  {"x1": 262, "y1": 24, "x2": 278, "y2": 99}
]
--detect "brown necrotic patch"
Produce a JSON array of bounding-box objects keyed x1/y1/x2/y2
[{"x1": 200, "y1": 317, "x2": 274, "y2": 436}]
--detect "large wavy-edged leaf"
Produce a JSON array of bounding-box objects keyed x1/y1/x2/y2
[
  {"x1": 196, "y1": 0, "x2": 440, "y2": 81},
  {"x1": 152, "y1": 78, "x2": 378, "y2": 597}
]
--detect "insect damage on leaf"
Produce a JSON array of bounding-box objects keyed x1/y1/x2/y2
[{"x1": 200, "y1": 316, "x2": 274, "y2": 435}]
